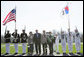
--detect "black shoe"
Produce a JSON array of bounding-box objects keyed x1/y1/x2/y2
[
  {"x1": 77, "y1": 52, "x2": 83, "y2": 56},
  {"x1": 69, "y1": 52, "x2": 72, "y2": 54},
  {"x1": 69, "y1": 53, "x2": 74, "y2": 56},
  {"x1": 77, "y1": 52, "x2": 80, "y2": 54},
  {"x1": 65, "y1": 53, "x2": 69, "y2": 56},
  {"x1": 63, "y1": 53, "x2": 69, "y2": 56},
  {"x1": 4, "y1": 53, "x2": 9, "y2": 55},
  {"x1": 22, "y1": 53, "x2": 26, "y2": 55},
  {"x1": 14, "y1": 53, "x2": 18, "y2": 55},
  {"x1": 63, "y1": 53, "x2": 66, "y2": 56},
  {"x1": 57, "y1": 52, "x2": 60, "y2": 54},
  {"x1": 69, "y1": 53, "x2": 78, "y2": 56}
]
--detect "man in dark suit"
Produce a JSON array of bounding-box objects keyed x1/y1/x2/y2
[{"x1": 33, "y1": 30, "x2": 41, "y2": 55}]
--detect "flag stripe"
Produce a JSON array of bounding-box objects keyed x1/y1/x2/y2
[
  {"x1": 3, "y1": 12, "x2": 11, "y2": 23},
  {"x1": 7, "y1": 19, "x2": 15, "y2": 23},
  {"x1": 3, "y1": 14, "x2": 16, "y2": 24},
  {"x1": 3, "y1": 19, "x2": 16, "y2": 25},
  {"x1": 7, "y1": 12, "x2": 16, "y2": 20},
  {"x1": 3, "y1": 8, "x2": 16, "y2": 25},
  {"x1": 7, "y1": 14, "x2": 16, "y2": 21},
  {"x1": 4, "y1": 17, "x2": 16, "y2": 24}
]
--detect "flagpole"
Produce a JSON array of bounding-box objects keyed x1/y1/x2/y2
[
  {"x1": 24, "y1": 25, "x2": 26, "y2": 31},
  {"x1": 68, "y1": 3, "x2": 70, "y2": 32},
  {"x1": 68, "y1": 14, "x2": 70, "y2": 30},
  {"x1": 61, "y1": 27, "x2": 62, "y2": 33},
  {"x1": 15, "y1": 21, "x2": 16, "y2": 30},
  {"x1": 15, "y1": 6, "x2": 16, "y2": 30},
  {"x1": 66, "y1": 2, "x2": 70, "y2": 31}
]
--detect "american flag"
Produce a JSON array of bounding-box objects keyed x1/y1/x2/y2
[{"x1": 3, "y1": 8, "x2": 16, "y2": 25}]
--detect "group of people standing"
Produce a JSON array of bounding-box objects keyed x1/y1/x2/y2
[{"x1": 3, "y1": 28, "x2": 82, "y2": 56}]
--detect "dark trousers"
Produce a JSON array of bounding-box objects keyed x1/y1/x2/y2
[
  {"x1": 42, "y1": 43, "x2": 47, "y2": 55},
  {"x1": 28, "y1": 44, "x2": 33, "y2": 54},
  {"x1": 49, "y1": 43, "x2": 53, "y2": 54},
  {"x1": 35, "y1": 43, "x2": 41, "y2": 54}
]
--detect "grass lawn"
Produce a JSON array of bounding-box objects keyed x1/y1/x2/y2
[{"x1": 1, "y1": 43, "x2": 83, "y2": 54}]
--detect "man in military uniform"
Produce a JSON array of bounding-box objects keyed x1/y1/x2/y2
[
  {"x1": 4, "y1": 30, "x2": 11, "y2": 55},
  {"x1": 61, "y1": 31, "x2": 68, "y2": 56},
  {"x1": 41, "y1": 30, "x2": 47, "y2": 55},
  {"x1": 67, "y1": 29, "x2": 73, "y2": 55},
  {"x1": 12, "y1": 29, "x2": 20, "y2": 55},
  {"x1": 47, "y1": 32, "x2": 54, "y2": 55},
  {"x1": 53, "y1": 33, "x2": 56, "y2": 52},
  {"x1": 55, "y1": 33, "x2": 60, "y2": 54},
  {"x1": 21, "y1": 30, "x2": 28, "y2": 55},
  {"x1": 74, "y1": 28, "x2": 82, "y2": 55}
]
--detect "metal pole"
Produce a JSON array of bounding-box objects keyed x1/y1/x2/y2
[
  {"x1": 67, "y1": 2, "x2": 70, "y2": 31},
  {"x1": 15, "y1": 6, "x2": 16, "y2": 30},
  {"x1": 24, "y1": 25, "x2": 26, "y2": 31},
  {"x1": 15, "y1": 22, "x2": 16, "y2": 30},
  {"x1": 68, "y1": 14, "x2": 70, "y2": 30}
]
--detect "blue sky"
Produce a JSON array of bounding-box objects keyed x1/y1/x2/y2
[{"x1": 1, "y1": 1, "x2": 83, "y2": 35}]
